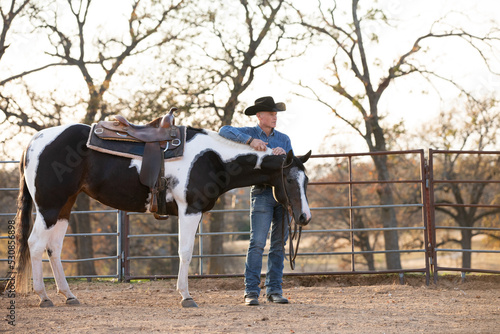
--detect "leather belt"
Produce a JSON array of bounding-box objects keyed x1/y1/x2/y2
[{"x1": 253, "y1": 184, "x2": 272, "y2": 190}]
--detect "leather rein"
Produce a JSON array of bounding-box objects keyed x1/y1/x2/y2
[{"x1": 280, "y1": 158, "x2": 303, "y2": 270}]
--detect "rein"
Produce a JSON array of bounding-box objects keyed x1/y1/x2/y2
[{"x1": 280, "y1": 158, "x2": 303, "y2": 270}]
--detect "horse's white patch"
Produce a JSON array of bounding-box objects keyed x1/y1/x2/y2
[
  {"x1": 144, "y1": 192, "x2": 152, "y2": 212},
  {"x1": 290, "y1": 168, "x2": 312, "y2": 221},
  {"x1": 206, "y1": 131, "x2": 271, "y2": 168},
  {"x1": 165, "y1": 188, "x2": 174, "y2": 202},
  {"x1": 129, "y1": 159, "x2": 142, "y2": 173}
]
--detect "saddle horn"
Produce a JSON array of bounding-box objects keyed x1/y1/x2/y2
[{"x1": 162, "y1": 107, "x2": 178, "y2": 127}]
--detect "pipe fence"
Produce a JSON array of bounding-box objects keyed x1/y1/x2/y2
[
  {"x1": 1, "y1": 149, "x2": 499, "y2": 284},
  {"x1": 427, "y1": 149, "x2": 500, "y2": 282}
]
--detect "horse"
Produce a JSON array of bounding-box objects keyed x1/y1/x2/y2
[{"x1": 12, "y1": 123, "x2": 312, "y2": 308}]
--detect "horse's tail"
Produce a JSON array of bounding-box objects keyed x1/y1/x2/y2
[{"x1": 12, "y1": 150, "x2": 33, "y2": 294}]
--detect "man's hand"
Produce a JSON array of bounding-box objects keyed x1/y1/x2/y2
[
  {"x1": 250, "y1": 139, "x2": 268, "y2": 151},
  {"x1": 272, "y1": 147, "x2": 286, "y2": 155}
]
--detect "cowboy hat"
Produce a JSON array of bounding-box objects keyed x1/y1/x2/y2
[{"x1": 244, "y1": 96, "x2": 286, "y2": 116}]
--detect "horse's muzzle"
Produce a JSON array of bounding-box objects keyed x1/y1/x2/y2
[{"x1": 298, "y1": 213, "x2": 311, "y2": 226}]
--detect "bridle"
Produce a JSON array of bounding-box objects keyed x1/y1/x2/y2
[{"x1": 280, "y1": 157, "x2": 303, "y2": 270}]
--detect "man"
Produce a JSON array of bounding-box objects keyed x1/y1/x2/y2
[{"x1": 219, "y1": 96, "x2": 292, "y2": 306}]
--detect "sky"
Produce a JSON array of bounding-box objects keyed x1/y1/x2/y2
[
  {"x1": 1, "y1": 0, "x2": 500, "y2": 159},
  {"x1": 271, "y1": 0, "x2": 500, "y2": 154}
]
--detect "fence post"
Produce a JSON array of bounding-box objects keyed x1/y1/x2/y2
[
  {"x1": 120, "y1": 211, "x2": 130, "y2": 282},
  {"x1": 117, "y1": 210, "x2": 122, "y2": 281},
  {"x1": 427, "y1": 149, "x2": 438, "y2": 283},
  {"x1": 421, "y1": 151, "x2": 431, "y2": 285},
  {"x1": 348, "y1": 156, "x2": 355, "y2": 272}
]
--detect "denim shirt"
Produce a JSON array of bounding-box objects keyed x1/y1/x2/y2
[{"x1": 219, "y1": 124, "x2": 293, "y2": 154}]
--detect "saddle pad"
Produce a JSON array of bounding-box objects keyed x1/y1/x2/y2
[{"x1": 86, "y1": 124, "x2": 185, "y2": 160}]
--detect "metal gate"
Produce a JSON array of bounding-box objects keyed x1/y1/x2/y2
[{"x1": 427, "y1": 149, "x2": 500, "y2": 282}]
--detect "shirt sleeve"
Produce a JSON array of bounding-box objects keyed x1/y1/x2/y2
[
  {"x1": 219, "y1": 126, "x2": 253, "y2": 144},
  {"x1": 285, "y1": 135, "x2": 293, "y2": 155}
]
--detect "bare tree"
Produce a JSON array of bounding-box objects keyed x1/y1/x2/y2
[
  {"x1": 127, "y1": 0, "x2": 308, "y2": 125},
  {"x1": 0, "y1": 1, "x2": 69, "y2": 133},
  {"x1": 0, "y1": 1, "x2": 49, "y2": 139},
  {"x1": 290, "y1": 0, "x2": 500, "y2": 269},
  {"x1": 193, "y1": 0, "x2": 291, "y2": 274},
  {"x1": 421, "y1": 97, "x2": 500, "y2": 268},
  {"x1": 134, "y1": 0, "x2": 307, "y2": 273},
  {"x1": 1, "y1": 0, "x2": 302, "y2": 276},
  {"x1": 38, "y1": 0, "x2": 186, "y2": 124},
  {"x1": 46, "y1": 0, "x2": 185, "y2": 276},
  {"x1": 1, "y1": 0, "x2": 188, "y2": 275}
]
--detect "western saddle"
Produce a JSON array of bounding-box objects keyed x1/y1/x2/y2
[{"x1": 94, "y1": 107, "x2": 181, "y2": 219}]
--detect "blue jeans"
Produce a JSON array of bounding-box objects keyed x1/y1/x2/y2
[{"x1": 244, "y1": 186, "x2": 289, "y2": 297}]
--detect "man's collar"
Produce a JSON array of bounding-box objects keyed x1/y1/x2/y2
[{"x1": 256, "y1": 124, "x2": 275, "y2": 137}]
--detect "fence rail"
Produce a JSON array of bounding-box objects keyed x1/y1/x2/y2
[
  {"x1": 1, "y1": 149, "x2": 499, "y2": 284},
  {"x1": 427, "y1": 149, "x2": 500, "y2": 282}
]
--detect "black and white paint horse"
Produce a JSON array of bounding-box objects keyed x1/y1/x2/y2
[{"x1": 13, "y1": 123, "x2": 311, "y2": 307}]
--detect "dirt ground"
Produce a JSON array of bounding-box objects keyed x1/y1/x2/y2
[{"x1": 2, "y1": 274, "x2": 500, "y2": 333}]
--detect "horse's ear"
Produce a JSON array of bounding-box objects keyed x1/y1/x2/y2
[
  {"x1": 299, "y1": 150, "x2": 312, "y2": 164},
  {"x1": 285, "y1": 150, "x2": 294, "y2": 165}
]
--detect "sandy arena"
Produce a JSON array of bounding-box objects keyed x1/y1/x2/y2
[{"x1": 2, "y1": 275, "x2": 500, "y2": 333}]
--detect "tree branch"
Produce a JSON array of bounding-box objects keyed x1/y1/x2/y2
[{"x1": 0, "y1": 0, "x2": 31, "y2": 62}]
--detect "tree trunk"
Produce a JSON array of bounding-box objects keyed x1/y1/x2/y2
[
  {"x1": 372, "y1": 155, "x2": 402, "y2": 270},
  {"x1": 461, "y1": 229, "x2": 472, "y2": 269},
  {"x1": 70, "y1": 194, "x2": 97, "y2": 276},
  {"x1": 354, "y1": 214, "x2": 376, "y2": 270}
]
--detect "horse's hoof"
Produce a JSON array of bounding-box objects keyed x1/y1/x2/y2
[
  {"x1": 39, "y1": 299, "x2": 54, "y2": 308},
  {"x1": 181, "y1": 298, "x2": 198, "y2": 308},
  {"x1": 66, "y1": 297, "x2": 80, "y2": 305}
]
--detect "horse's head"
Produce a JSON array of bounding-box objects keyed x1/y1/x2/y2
[{"x1": 272, "y1": 150, "x2": 312, "y2": 226}]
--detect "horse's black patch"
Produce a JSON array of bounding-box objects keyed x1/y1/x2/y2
[
  {"x1": 186, "y1": 127, "x2": 207, "y2": 142},
  {"x1": 24, "y1": 151, "x2": 29, "y2": 169},
  {"x1": 166, "y1": 176, "x2": 179, "y2": 189},
  {"x1": 293, "y1": 156, "x2": 306, "y2": 171},
  {"x1": 84, "y1": 150, "x2": 152, "y2": 212},
  {"x1": 185, "y1": 150, "x2": 224, "y2": 214},
  {"x1": 185, "y1": 151, "x2": 275, "y2": 214},
  {"x1": 35, "y1": 125, "x2": 91, "y2": 228}
]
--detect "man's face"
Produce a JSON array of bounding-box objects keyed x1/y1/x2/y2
[{"x1": 257, "y1": 111, "x2": 278, "y2": 128}]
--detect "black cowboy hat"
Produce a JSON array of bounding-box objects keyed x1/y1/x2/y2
[{"x1": 244, "y1": 96, "x2": 286, "y2": 116}]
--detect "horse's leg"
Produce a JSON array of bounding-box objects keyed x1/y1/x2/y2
[
  {"x1": 28, "y1": 214, "x2": 54, "y2": 307},
  {"x1": 47, "y1": 219, "x2": 79, "y2": 305},
  {"x1": 177, "y1": 212, "x2": 202, "y2": 308}
]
